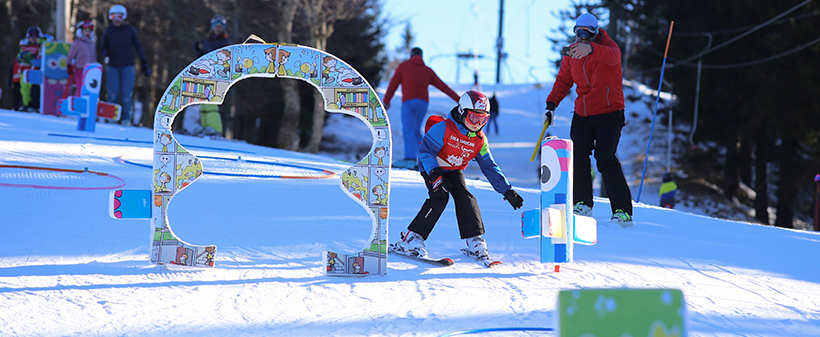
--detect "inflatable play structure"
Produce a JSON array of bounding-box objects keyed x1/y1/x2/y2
[
  {"x1": 521, "y1": 137, "x2": 597, "y2": 264},
  {"x1": 109, "y1": 40, "x2": 391, "y2": 276}
]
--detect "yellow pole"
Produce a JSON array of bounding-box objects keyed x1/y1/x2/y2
[{"x1": 530, "y1": 121, "x2": 549, "y2": 162}]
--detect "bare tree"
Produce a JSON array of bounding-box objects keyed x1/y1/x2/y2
[
  {"x1": 275, "y1": 0, "x2": 301, "y2": 150},
  {"x1": 301, "y1": 0, "x2": 362, "y2": 153}
]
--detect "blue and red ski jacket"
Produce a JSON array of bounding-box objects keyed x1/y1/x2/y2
[{"x1": 417, "y1": 109, "x2": 513, "y2": 195}]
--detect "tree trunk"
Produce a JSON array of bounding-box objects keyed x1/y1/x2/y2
[
  {"x1": 774, "y1": 137, "x2": 796, "y2": 229},
  {"x1": 753, "y1": 128, "x2": 769, "y2": 224},
  {"x1": 739, "y1": 138, "x2": 752, "y2": 186},
  {"x1": 276, "y1": 0, "x2": 300, "y2": 150},
  {"x1": 723, "y1": 119, "x2": 739, "y2": 200},
  {"x1": 305, "y1": 18, "x2": 331, "y2": 153}
]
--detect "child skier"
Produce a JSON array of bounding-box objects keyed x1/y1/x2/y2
[
  {"x1": 12, "y1": 27, "x2": 45, "y2": 111},
  {"x1": 393, "y1": 90, "x2": 525, "y2": 263},
  {"x1": 66, "y1": 20, "x2": 97, "y2": 96}
]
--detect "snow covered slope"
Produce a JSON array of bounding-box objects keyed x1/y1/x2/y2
[{"x1": 0, "y1": 83, "x2": 818, "y2": 336}]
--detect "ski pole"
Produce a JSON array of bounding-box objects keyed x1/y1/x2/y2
[
  {"x1": 530, "y1": 120, "x2": 550, "y2": 162},
  {"x1": 637, "y1": 21, "x2": 674, "y2": 202}
]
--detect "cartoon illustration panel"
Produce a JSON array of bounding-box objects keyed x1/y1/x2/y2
[
  {"x1": 185, "y1": 47, "x2": 233, "y2": 81},
  {"x1": 319, "y1": 53, "x2": 366, "y2": 88},
  {"x1": 341, "y1": 165, "x2": 370, "y2": 204},
  {"x1": 174, "y1": 153, "x2": 203, "y2": 192},
  {"x1": 367, "y1": 88, "x2": 388, "y2": 127},
  {"x1": 368, "y1": 167, "x2": 389, "y2": 207},
  {"x1": 323, "y1": 87, "x2": 368, "y2": 118},
  {"x1": 276, "y1": 45, "x2": 321, "y2": 86},
  {"x1": 232, "y1": 44, "x2": 279, "y2": 80},
  {"x1": 370, "y1": 127, "x2": 390, "y2": 167}
]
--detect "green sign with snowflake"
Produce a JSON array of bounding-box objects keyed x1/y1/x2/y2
[{"x1": 558, "y1": 288, "x2": 686, "y2": 337}]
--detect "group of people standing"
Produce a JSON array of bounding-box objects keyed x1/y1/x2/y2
[
  {"x1": 9, "y1": 4, "x2": 227, "y2": 133},
  {"x1": 386, "y1": 13, "x2": 633, "y2": 262}
]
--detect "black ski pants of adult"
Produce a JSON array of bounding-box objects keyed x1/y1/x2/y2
[
  {"x1": 408, "y1": 169, "x2": 484, "y2": 240},
  {"x1": 571, "y1": 109, "x2": 633, "y2": 215}
]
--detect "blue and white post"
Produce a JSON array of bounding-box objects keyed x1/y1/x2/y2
[{"x1": 521, "y1": 137, "x2": 597, "y2": 264}]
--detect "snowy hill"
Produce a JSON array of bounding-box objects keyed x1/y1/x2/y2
[{"x1": 1, "y1": 82, "x2": 819, "y2": 336}]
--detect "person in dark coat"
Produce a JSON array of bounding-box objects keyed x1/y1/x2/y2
[
  {"x1": 100, "y1": 4, "x2": 149, "y2": 126},
  {"x1": 487, "y1": 93, "x2": 499, "y2": 135}
]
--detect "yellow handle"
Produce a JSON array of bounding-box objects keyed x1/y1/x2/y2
[{"x1": 530, "y1": 120, "x2": 550, "y2": 162}]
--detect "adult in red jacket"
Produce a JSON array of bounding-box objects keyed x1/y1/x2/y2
[
  {"x1": 544, "y1": 13, "x2": 633, "y2": 226},
  {"x1": 383, "y1": 47, "x2": 459, "y2": 169}
]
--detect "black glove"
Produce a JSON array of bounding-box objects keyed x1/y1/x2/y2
[
  {"x1": 503, "y1": 189, "x2": 524, "y2": 210},
  {"x1": 428, "y1": 168, "x2": 451, "y2": 198},
  {"x1": 140, "y1": 62, "x2": 151, "y2": 77},
  {"x1": 545, "y1": 101, "x2": 557, "y2": 126}
]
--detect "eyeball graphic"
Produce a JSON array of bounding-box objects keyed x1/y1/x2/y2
[
  {"x1": 540, "y1": 145, "x2": 562, "y2": 192},
  {"x1": 159, "y1": 154, "x2": 171, "y2": 166},
  {"x1": 83, "y1": 67, "x2": 103, "y2": 94},
  {"x1": 47, "y1": 58, "x2": 60, "y2": 69}
]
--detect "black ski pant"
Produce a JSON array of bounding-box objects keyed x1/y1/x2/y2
[
  {"x1": 408, "y1": 169, "x2": 484, "y2": 240},
  {"x1": 570, "y1": 109, "x2": 633, "y2": 215}
]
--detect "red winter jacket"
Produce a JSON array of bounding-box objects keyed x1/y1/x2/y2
[
  {"x1": 546, "y1": 29, "x2": 625, "y2": 117},
  {"x1": 383, "y1": 55, "x2": 459, "y2": 105}
]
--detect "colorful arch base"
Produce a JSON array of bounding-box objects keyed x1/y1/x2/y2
[
  {"x1": 111, "y1": 41, "x2": 392, "y2": 275},
  {"x1": 0, "y1": 165, "x2": 126, "y2": 190},
  {"x1": 116, "y1": 155, "x2": 336, "y2": 179}
]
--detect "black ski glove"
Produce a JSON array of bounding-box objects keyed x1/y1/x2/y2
[
  {"x1": 140, "y1": 61, "x2": 151, "y2": 77},
  {"x1": 428, "y1": 167, "x2": 451, "y2": 198},
  {"x1": 503, "y1": 189, "x2": 524, "y2": 210},
  {"x1": 545, "y1": 101, "x2": 557, "y2": 126}
]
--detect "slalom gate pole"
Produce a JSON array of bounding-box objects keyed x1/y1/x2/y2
[
  {"x1": 637, "y1": 21, "x2": 674, "y2": 202},
  {"x1": 530, "y1": 120, "x2": 550, "y2": 162}
]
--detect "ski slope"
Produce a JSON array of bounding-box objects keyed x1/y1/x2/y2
[{"x1": 1, "y1": 83, "x2": 819, "y2": 336}]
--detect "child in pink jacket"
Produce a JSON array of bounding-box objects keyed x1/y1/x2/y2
[{"x1": 66, "y1": 20, "x2": 97, "y2": 96}]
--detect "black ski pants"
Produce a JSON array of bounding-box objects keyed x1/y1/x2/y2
[
  {"x1": 408, "y1": 169, "x2": 484, "y2": 240},
  {"x1": 570, "y1": 109, "x2": 633, "y2": 215}
]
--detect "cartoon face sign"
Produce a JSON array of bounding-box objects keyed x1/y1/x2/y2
[
  {"x1": 43, "y1": 44, "x2": 70, "y2": 80},
  {"x1": 81, "y1": 65, "x2": 103, "y2": 96}
]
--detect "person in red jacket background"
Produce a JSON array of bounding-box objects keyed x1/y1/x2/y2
[
  {"x1": 383, "y1": 47, "x2": 460, "y2": 170},
  {"x1": 544, "y1": 13, "x2": 633, "y2": 227}
]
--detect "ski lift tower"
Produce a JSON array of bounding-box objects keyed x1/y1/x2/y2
[{"x1": 456, "y1": 52, "x2": 485, "y2": 85}]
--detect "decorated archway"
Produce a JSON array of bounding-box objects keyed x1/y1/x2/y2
[{"x1": 147, "y1": 41, "x2": 392, "y2": 276}]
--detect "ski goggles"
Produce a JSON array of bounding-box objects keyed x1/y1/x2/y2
[
  {"x1": 465, "y1": 109, "x2": 490, "y2": 126},
  {"x1": 109, "y1": 13, "x2": 124, "y2": 20},
  {"x1": 79, "y1": 21, "x2": 94, "y2": 29},
  {"x1": 573, "y1": 25, "x2": 598, "y2": 39}
]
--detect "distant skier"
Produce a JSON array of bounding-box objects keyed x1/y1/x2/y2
[
  {"x1": 382, "y1": 47, "x2": 460, "y2": 170},
  {"x1": 66, "y1": 20, "x2": 97, "y2": 97},
  {"x1": 190, "y1": 14, "x2": 231, "y2": 137},
  {"x1": 393, "y1": 90, "x2": 524, "y2": 263},
  {"x1": 543, "y1": 13, "x2": 633, "y2": 227}
]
